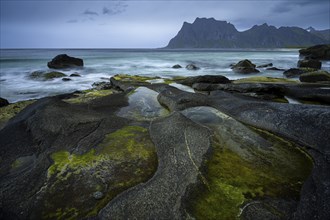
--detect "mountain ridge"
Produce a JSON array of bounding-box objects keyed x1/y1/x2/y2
[{"x1": 166, "y1": 17, "x2": 329, "y2": 48}]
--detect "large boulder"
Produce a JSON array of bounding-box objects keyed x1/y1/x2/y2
[
  {"x1": 231, "y1": 59, "x2": 260, "y2": 74},
  {"x1": 299, "y1": 44, "x2": 330, "y2": 60},
  {"x1": 299, "y1": 71, "x2": 330, "y2": 83},
  {"x1": 0, "y1": 97, "x2": 9, "y2": 107},
  {"x1": 47, "y1": 54, "x2": 84, "y2": 69},
  {"x1": 297, "y1": 59, "x2": 322, "y2": 69}
]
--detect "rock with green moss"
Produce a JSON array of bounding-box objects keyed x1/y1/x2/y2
[
  {"x1": 283, "y1": 68, "x2": 317, "y2": 78},
  {"x1": 0, "y1": 97, "x2": 9, "y2": 107},
  {"x1": 299, "y1": 70, "x2": 330, "y2": 82},
  {"x1": 29, "y1": 71, "x2": 67, "y2": 80},
  {"x1": 0, "y1": 99, "x2": 35, "y2": 129},
  {"x1": 233, "y1": 76, "x2": 298, "y2": 84},
  {"x1": 181, "y1": 106, "x2": 313, "y2": 219},
  {"x1": 63, "y1": 89, "x2": 115, "y2": 104}
]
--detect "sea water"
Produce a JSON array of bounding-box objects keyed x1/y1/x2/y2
[{"x1": 1, "y1": 49, "x2": 329, "y2": 102}]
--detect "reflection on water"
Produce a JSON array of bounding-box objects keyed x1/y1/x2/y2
[{"x1": 116, "y1": 87, "x2": 169, "y2": 121}]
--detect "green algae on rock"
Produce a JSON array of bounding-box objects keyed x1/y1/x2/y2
[
  {"x1": 34, "y1": 125, "x2": 157, "y2": 219},
  {"x1": 181, "y1": 106, "x2": 313, "y2": 219},
  {"x1": 63, "y1": 89, "x2": 114, "y2": 104},
  {"x1": 0, "y1": 100, "x2": 35, "y2": 129},
  {"x1": 233, "y1": 76, "x2": 298, "y2": 84}
]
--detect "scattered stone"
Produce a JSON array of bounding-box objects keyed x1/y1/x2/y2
[
  {"x1": 172, "y1": 64, "x2": 182, "y2": 69},
  {"x1": 177, "y1": 75, "x2": 230, "y2": 87},
  {"x1": 62, "y1": 78, "x2": 72, "y2": 81},
  {"x1": 93, "y1": 191, "x2": 104, "y2": 200},
  {"x1": 231, "y1": 59, "x2": 260, "y2": 74},
  {"x1": 299, "y1": 44, "x2": 330, "y2": 60},
  {"x1": 257, "y1": 63, "x2": 273, "y2": 68},
  {"x1": 0, "y1": 97, "x2": 9, "y2": 107},
  {"x1": 266, "y1": 67, "x2": 285, "y2": 71},
  {"x1": 70, "y1": 73, "x2": 81, "y2": 77},
  {"x1": 47, "y1": 54, "x2": 84, "y2": 69},
  {"x1": 299, "y1": 71, "x2": 330, "y2": 83},
  {"x1": 297, "y1": 59, "x2": 321, "y2": 69},
  {"x1": 29, "y1": 71, "x2": 44, "y2": 79},
  {"x1": 186, "y1": 64, "x2": 199, "y2": 70}
]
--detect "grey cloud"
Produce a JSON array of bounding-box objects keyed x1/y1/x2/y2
[
  {"x1": 272, "y1": 4, "x2": 293, "y2": 14},
  {"x1": 66, "y1": 19, "x2": 78, "y2": 23},
  {"x1": 83, "y1": 9, "x2": 98, "y2": 16}
]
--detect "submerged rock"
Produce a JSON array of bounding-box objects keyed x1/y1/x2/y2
[
  {"x1": 299, "y1": 71, "x2": 330, "y2": 83},
  {"x1": 266, "y1": 67, "x2": 285, "y2": 71},
  {"x1": 297, "y1": 59, "x2": 321, "y2": 69},
  {"x1": 62, "y1": 77, "x2": 71, "y2": 81},
  {"x1": 47, "y1": 54, "x2": 84, "y2": 69},
  {"x1": 257, "y1": 63, "x2": 273, "y2": 68},
  {"x1": 186, "y1": 64, "x2": 200, "y2": 70},
  {"x1": 29, "y1": 71, "x2": 67, "y2": 80},
  {"x1": 231, "y1": 59, "x2": 260, "y2": 74},
  {"x1": 172, "y1": 64, "x2": 182, "y2": 69},
  {"x1": 70, "y1": 73, "x2": 81, "y2": 77}
]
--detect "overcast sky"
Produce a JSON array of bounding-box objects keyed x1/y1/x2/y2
[{"x1": 0, "y1": 0, "x2": 329, "y2": 48}]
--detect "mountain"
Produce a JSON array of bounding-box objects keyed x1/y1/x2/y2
[
  {"x1": 306, "y1": 26, "x2": 330, "y2": 42},
  {"x1": 166, "y1": 18, "x2": 329, "y2": 48}
]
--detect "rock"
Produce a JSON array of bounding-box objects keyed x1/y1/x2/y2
[
  {"x1": 177, "y1": 75, "x2": 231, "y2": 87},
  {"x1": 93, "y1": 191, "x2": 104, "y2": 200},
  {"x1": 283, "y1": 68, "x2": 316, "y2": 78},
  {"x1": 172, "y1": 64, "x2": 182, "y2": 69},
  {"x1": 266, "y1": 67, "x2": 285, "y2": 71},
  {"x1": 62, "y1": 78, "x2": 71, "y2": 81},
  {"x1": 44, "y1": 71, "x2": 67, "y2": 80},
  {"x1": 0, "y1": 97, "x2": 9, "y2": 107},
  {"x1": 29, "y1": 71, "x2": 67, "y2": 80},
  {"x1": 231, "y1": 59, "x2": 260, "y2": 74},
  {"x1": 299, "y1": 71, "x2": 330, "y2": 83},
  {"x1": 299, "y1": 44, "x2": 330, "y2": 60},
  {"x1": 47, "y1": 54, "x2": 84, "y2": 69},
  {"x1": 186, "y1": 64, "x2": 200, "y2": 70},
  {"x1": 297, "y1": 59, "x2": 322, "y2": 69},
  {"x1": 70, "y1": 73, "x2": 81, "y2": 77},
  {"x1": 257, "y1": 63, "x2": 273, "y2": 68},
  {"x1": 92, "y1": 81, "x2": 112, "y2": 90},
  {"x1": 98, "y1": 112, "x2": 211, "y2": 219}
]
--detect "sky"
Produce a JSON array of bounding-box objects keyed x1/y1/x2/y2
[{"x1": 0, "y1": 0, "x2": 329, "y2": 48}]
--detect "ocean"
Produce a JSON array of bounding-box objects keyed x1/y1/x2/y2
[{"x1": 1, "y1": 48, "x2": 330, "y2": 103}]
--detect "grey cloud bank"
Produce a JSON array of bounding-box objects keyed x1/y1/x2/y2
[{"x1": 0, "y1": 0, "x2": 329, "y2": 48}]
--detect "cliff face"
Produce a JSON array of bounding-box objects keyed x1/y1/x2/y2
[{"x1": 166, "y1": 17, "x2": 329, "y2": 48}]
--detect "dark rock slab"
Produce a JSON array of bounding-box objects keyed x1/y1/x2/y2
[
  {"x1": 62, "y1": 77, "x2": 71, "y2": 81},
  {"x1": 266, "y1": 67, "x2": 285, "y2": 71},
  {"x1": 70, "y1": 73, "x2": 81, "y2": 77},
  {"x1": 231, "y1": 59, "x2": 260, "y2": 74},
  {"x1": 98, "y1": 112, "x2": 211, "y2": 219},
  {"x1": 297, "y1": 59, "x2": 321, "y2": 69},
  {"x1": 177, "y1": 75, "x2": 230, "y2": 87},
  {"x1": 299, "y1": 44, "x2": 330, "y2": 60},
  {"x1": 92, "y1": 81, "x2": 112, "y2": 90},
  {"x1": 47, "y1": 54, "x2": 84, "y2": 69}
]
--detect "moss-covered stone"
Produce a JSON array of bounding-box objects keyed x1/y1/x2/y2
[
  {"x1": 0, "y1": 100, "x2": 35, "y2": 129},
  {"x1": 44, "y1": 71, "x2": 67, "y2": 79},
  {"x1": 113, "y1": 74, "x2": 160, "y2": 82},
  {"x1": 182, "y1": 107, "x2": 313, "y2": 219},
  {"x1": 35, "y1": 125, "x2": 157, "y2": 219},
  {"x1": 63, "y1": 89, "x2": 114, "y2": 104},
  {"x1": 234, "y1": 76, "x2": 298, "y2": 84}
]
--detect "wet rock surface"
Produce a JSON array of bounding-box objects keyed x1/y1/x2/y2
[
  {"x1": 231, "y1": 59, "x2": 260, "y2": 74},
  {"x1": 1, "y1": 74, "x2": 329, "y2": 219},
  {"x1": 299, "y1": 44, "x2": 330, "y2": 60}
]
